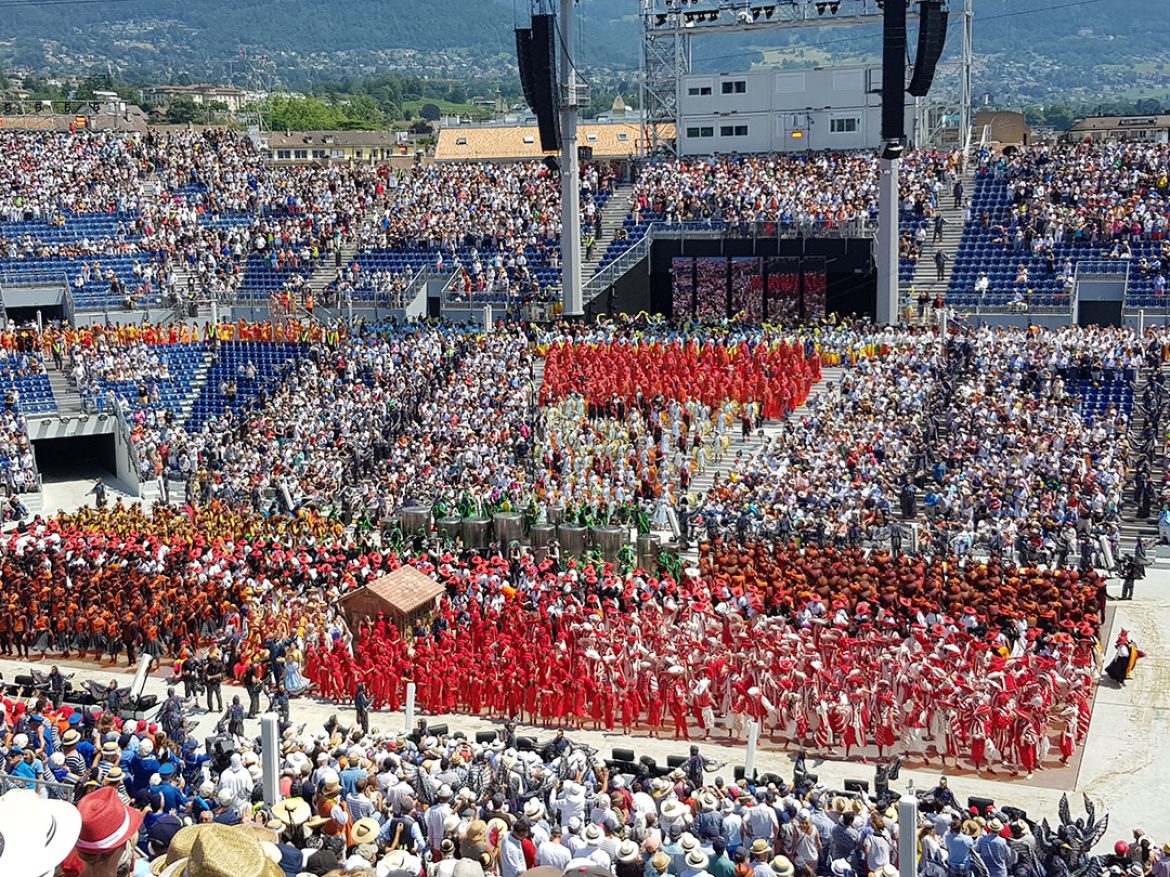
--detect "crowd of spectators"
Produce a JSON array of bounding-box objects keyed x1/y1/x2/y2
[
  {"x1": 0, "y1": 682, "x2": 1145, "y2": 877},
  {"x1": 695, "y1": 324, "x2": 1153, "y2": 567}
]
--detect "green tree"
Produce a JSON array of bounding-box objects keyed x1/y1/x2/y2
[
  {"x1": 446, "y1": 83, "x2": 467, "y2": 104},
  {"x1": 162, "y1": 96, "x2": 204, "y2": 124},
  {"x1": 1043, "y1": 103, "x2": 1076, "y2": 131},
  {"x1": 419, "y1": 102, "x2": 441, "y2": 121}
]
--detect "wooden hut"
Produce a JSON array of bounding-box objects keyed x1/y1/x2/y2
[{"x1": 339, "y1": 565, "x2": 445, "y2": 631}]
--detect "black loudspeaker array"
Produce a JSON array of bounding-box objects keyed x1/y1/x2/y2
[
  {"x1": 881, "y1": 0, "x2": 908, "y2": 142},
  {"x1": 907, "y1": 0, "x2": 949, "y2": 97},
  {"x1": 530, "y1": 14, "x2": 561, "y2": 152},
  {"x1": 515, "y1": 26, "x2": 537, "y2": 112}
]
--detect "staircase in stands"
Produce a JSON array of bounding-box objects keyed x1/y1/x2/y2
[
  {"x1": 900, "y1": 162, "x2": 978, "y2": 320},
  {"x1": 582, "y1": 183, "x2": 634, "y2": 281}
]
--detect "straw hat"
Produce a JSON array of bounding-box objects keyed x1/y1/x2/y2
[
  {"x1": 749, "y1": 839, "x2": 772, "y2": 857},
  {"x1": 771, "y1": 856, "x2": 795, "y2": 877},
  {"x1": 271, "y1": 797, "x2": 311, "y2": 828},
  {"x1": 617, "y1": 840, "x2": 641, "y2": 863},
  {"x1": 351, "y1": 817, "x2": 381, "y2": 846},
  {"x1": 686, "y1": 850, "x2": 710, "y2": 871},
  {"x1": 184, "y1": 823, "x2": 283, "y2": 877},
  {"x1": 583, "y1": 823, "x2": 604, "y2": 843},
  {"x1": 150, "y1": 824, "x2": 204, "y2": 875},
  {"x1": 660, "y1": 799, "x2": 688, "y2": 821}
]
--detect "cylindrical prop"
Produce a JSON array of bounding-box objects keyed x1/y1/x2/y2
[
  {"x1": 400, "y1": 505, "x2": 432, "y2": 537},
  {"x1": 436, "y1": 516, "x2": 463, "y2": 543},
  {"x1": 637, "y1": 533, "x2": 661, "y2": 570},
  {"x1": 591, "y1": 526, "x2": 626, "y2": 563},
  {"x1": 462, "y1": 516, "x2": 492, "y2": 549},
  {"x1": 494, "y1": 512, "x2": 524, "y2": 545},
  {"x1": 557, "y1": 523, "x2": 588, "y2": 556},
  {"x1": 529, "y1": 524, "x2": 556, "y2": 548}
]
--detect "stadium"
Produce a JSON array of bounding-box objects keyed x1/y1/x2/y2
[{"x1": 0, "y1": 1, "x2": 1167, "y2": 876}]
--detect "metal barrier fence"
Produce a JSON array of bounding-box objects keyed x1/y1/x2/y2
[{"x1": 0, "y1": 771, "x2": 75, "y2": 799}]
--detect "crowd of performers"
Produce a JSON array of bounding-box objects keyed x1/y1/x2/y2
[
  {"x1": 0, "y1": 490, "x2": 1111, "y2": 777},
  {"x1": 539, "y1": 334, "x2": 821, "y2": 419},
  {"x1": 305, "y1": 535, "x2": 1105, "y2": 778},
  {"x1": 1, "y1": 319, "x2": 1156, "y2": 783}
]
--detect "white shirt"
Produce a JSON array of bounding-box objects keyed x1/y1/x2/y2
[
  {"x1": 501, "y1": 834, "x2": 530, "y2": 877},
  {"x1": 538, "y1": 840, "x2": 572, "y2": 870}
]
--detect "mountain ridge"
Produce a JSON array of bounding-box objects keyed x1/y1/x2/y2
[{"x1": 1, "y1": 0, "x2": 1166, "y2": 107}]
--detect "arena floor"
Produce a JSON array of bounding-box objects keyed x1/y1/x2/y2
[{"x1": 3, "y1": 470, "x2": 1165, "y2": 847}]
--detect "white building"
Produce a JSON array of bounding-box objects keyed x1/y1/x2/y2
[{"x1": 677, "y1": 65, "x2": 916, "y2": 156}]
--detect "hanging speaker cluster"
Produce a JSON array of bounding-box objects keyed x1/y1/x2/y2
[
  {"x1": 880, "y1": 0, "x2": 907, "y2": 142},
  {"x1": 515, "y1": 14, "x2": 561, "y2": 152},
  {"x1": 908, "y1": 0, "x2": 949, "y2": 97},
  {"x1": 881, "y1": 0, "x2": 949, "y2": 143}
]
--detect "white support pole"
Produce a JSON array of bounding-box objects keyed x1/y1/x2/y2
[
  {"x1": 560, "y1": 0, "x2": 583, "y2": 317},
  {"x1": 744, "y1": 720, "x2": 759, "y2": 781},
  {"x1": 898, "y1": 792, "x2": 918, "y2": 877},
  {"x1": 876, "y1": 155, "x2": 901, "y2": 325},
  {"x1": 404, "y1": 681, "x2": 416, "y2": 734},
  {"x1": 960, "y1": 0, "x2": 974, "y2": 157},
  {"x1": 130, "y1": 652, "x2": 153, "y2": 703},
  {"x1": 210, "y1": 299, "x2": 219, "y2": 328},
  {"x1": 260, "y1": 713, "x2": 281, "y2": 806}
]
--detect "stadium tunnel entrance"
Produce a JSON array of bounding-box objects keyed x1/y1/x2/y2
[{"x1": 33, "y1": 432, "x2": 121, "y2": 498}]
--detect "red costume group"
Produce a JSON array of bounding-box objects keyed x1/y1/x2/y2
[
  {"x1": 303, "y1": 537, "x2": 1102, "y2": 776},
  {"x1": 540, "y1": 338, "x2": 820, "y2": 419}
]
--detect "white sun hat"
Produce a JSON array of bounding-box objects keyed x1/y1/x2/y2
[{"x1": 0, "y1": 789, "x2": 82, "y2": 877}]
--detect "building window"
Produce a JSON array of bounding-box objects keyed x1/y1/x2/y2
[
  {"x1": 722, "y1": 80, "x2": 746, "y2": 94},
  {"x1": 687, "y1": 127, "x2": 700, "y2": 138},
  {"x1": 617, "y1": 132, "x2": 629, "y2": 141},
  {"x1": 277, "y1": 150, "x2": 291, "y2": 160},
  {"x1": 312, "y1": 150, "x2": 326, "y2": 159},
  {"x1": 292, "y1": 150, "x2": 307, "y2": 159},
  {"x1": 686, "y1": 127, "x2": 715, "y2": 138},
  {"x1": 355, "y1": 150, "x2": 363, "y2": 159},
  {"x1": 456, "y1": 137, "x2": 468, "y2": 145},
  {"x1": 720, "y1": 125, "x2": 749, "y2": 137},
  {"x1": 734, "y1": 125, "x2": 747, "y2": 136},
  {"x1": 687, "y1": 85, "x2": 712, "y2": 96},
  {"x1": 830, "y1": 117, "x2": 859, "y2": 133},
  {"x1": 586, "y1": 133, "x2": 598, "y2": 142}
]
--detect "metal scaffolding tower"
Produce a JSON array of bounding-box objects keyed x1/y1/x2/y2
[{"x1": 639, "y1": 0, "x2": 973, "y2": 157}]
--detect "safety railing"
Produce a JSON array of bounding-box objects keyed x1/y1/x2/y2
[
  {"x1": 0, "y1": 771, "x2": 75, "y2": 799},
  {"x1": 113, "y1": 398, "x2": 143, "y2": 493}
]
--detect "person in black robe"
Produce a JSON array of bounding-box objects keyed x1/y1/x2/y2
[{"x1": 1105, "y1": 630, "x2": 1143, "y2": 685}]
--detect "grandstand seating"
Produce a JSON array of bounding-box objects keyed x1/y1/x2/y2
[
  {"x1": 186, "y1": 342, "x2": 306, "y2": 431},
  {"x1": 237, "y1": 254, "x2": 319, "y2": 300},
  {"x1": 0, "y1": 355, "x2": 56, "y2": 416},
  {"x1": 0, "y1": 255, "x2": 166, "y2": 310},
  {"x1": 84, "y1": 344, "x2": 206, "y2": 417},
  {"x1": 944, "y1": 172, "x2": 1169, "y2": 310},
  {"x1": 0, "y1": 212, "x2": 139, "y2": 245},
  {"x1": 1065, "y1": 376, "x2": 1134, "y2": 424}
]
